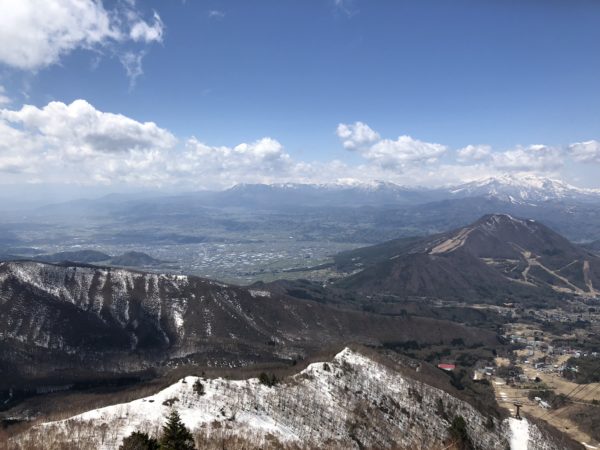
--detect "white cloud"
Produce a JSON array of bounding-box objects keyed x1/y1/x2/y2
[
  {"x1": 171, "y1": 137, "x2": 309, "y2": 188},
  {"x1": 336, "y1": 122, "x2": 380, "y2": 150},
  {"x1": 0, "y1": 0, "x2": 118, "y2": 70},
  {"x1": 491, "y1": 144, "x2": 563, "y2": 172},
  {"x1": 0, "y1": 99, "x2": 305, "y2": 188},
  {"x1": 456, "y1": 144, "x2": 492, "y2": 162},
  {"x1": 569, "y1": 140, "x2": 600, "y2": 163},
  {"x1": 130, "y1": 11, "x2": 164, "y2": 43},
  {"x1": 0, "y1": 0, "x2": 164, "y2": 84},
  {"x1": 0, "y1": 103, "x2": 596, "y2": 189},
  {"x1": 336, "y1": 121, "x2": 446, "y2": 170},
  {"x1": 0, "y1": 100, "x2": 176, "y2": 172},
  {"x1": 0, "y1": 120, "x2": 40, "y2": 174},
  {"x1": 184, "y1": 137, "x2": 291, "y2": 174},
  {"x1": 366, "y1": 136, "x2": 447, "y2": 169}
]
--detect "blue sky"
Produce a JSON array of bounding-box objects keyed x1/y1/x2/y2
[{"x1": 0, "y1": 0, "x2": 599, "y2": 195}]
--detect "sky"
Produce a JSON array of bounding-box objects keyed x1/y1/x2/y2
[{"x1": 0, "y1": 0, "x2": 599, "y2": 200}]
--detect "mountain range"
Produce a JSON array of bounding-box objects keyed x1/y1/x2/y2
[
  {"x1": 447, "y1": 174, "x2": 600, "y2": 204},
  {"x1": 0, "y1": 260, "x2": 493, "y2": 398},
  {"x1": 191, "y1": 174, "x2": 600, "y2": 206},
  {"x1": 8, "y1": 174, "x2": 600, "y2": 215},
  {"x1": 1, "y1": 211, "x2": 596, "y2": 448},
  {"x1": 334, "y1": 214, "x2": 600, "y2": 303},
  {"x1": 2, "y1": 175, "x2": 600, "y2": 277},
  {"x1": 138, "y1": 175, "x2": 600, "y2": 209},
  {"x1": 2, "y1": 213, "x2": 598, "y2": 397}
]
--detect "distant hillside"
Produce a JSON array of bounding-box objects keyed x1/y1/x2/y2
[
  {"x1": 0, "y1": 261, "x2": 495, "y2": 393},
  {"x1": 108, "y1": 251, "x2": 163, "y2": 266},
  {"x1": 336, "y1": 214, "x2": 600, "y2": 304},
  {"x1": 35, "y1": 250, "x2": 111, "y2": 263},
  {"x1": 29, "y1": 249, "x2": 164, "y2": 267},
  {"x1": 334, "y1": 236, "x2": 424, "y2": 272}
]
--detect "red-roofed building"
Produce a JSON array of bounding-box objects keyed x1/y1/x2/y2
[{"x1": 437, "y1": 363, "x2": 456, "y2": 371}]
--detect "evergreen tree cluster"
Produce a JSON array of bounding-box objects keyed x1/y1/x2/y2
[
  {"x1": 258, "y1": 372, "x2": 279, "y2": 387},
  {"x1": 119, "y1": 411, "x2": 195, "y2": 450},
  {"x1": 192, "y1": 379, "x2": 205, "y2": 396}
]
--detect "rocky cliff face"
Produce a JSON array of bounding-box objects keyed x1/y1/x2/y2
[{"x1": 13, "y1": 348, "x2": 577, "y2": 450}]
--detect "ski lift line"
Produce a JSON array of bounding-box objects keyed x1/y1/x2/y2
[
  {"x1": 533, "y1": 365, "x2": 600, "y2": 422},
  {"x1": 551, "y1": 383, "x2": 600, "y2": 420},
  {"x1": 561, "y1": 366, "x2": 600, "y2": 399},
  {"x1": 538, "y1": 378, "x2": 599, "y2": 421}
]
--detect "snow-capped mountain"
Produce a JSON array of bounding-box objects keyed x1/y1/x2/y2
[
  {"x1": 221, "y1": 175, "x2": 600, "y2": 207},
  {"x1": 218, "y1": 180, "x2": 442, "y2": 207},
  {"x1": 13, "y1": 348, "x2": 568, "y2": 450},
  {"x1": 449, "y1": 174, "x2": 600, "y2": 204}
]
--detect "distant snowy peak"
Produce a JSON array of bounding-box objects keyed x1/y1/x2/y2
[
  {"x1": 225, "y1": 175, "x2": 600, "y2": 207},
  {"x1": 228, "y1": 180, "x2": 413, "y2": 192},
  {"x1": 222, "y1": 181, "x2": 441, "y2": 207},
  {"x1": 450, "y1": 174, "x2": 600, "y2": 203}
]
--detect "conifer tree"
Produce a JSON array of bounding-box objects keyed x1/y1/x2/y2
[
  {"x1": 119, "y1": 431, "x2": 159, "y2": 450},
  {"x1": 159, "y1": 410, "x2": 196, "y2": 450}
]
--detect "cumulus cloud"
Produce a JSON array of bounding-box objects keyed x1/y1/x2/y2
[
  {"x1": 336, "y1": 122, "x2": 380, "y2": 150},
  {"x1": 0, "y1": 103, "x2": 596, "y2": 189},
  {"x1": 0, "y1": 0, "x2": 164, "y2": 84},
  {"x1": 457, "y1": 142, "x2": 566, "y2": 174},
  {"x1": 182, "y1": 137, "x2": 292, "y2": 179},
  {"x1": 0, "y1": 100, "x2": 176, "y2": 157},
  {"x1": 0, "y1": 0, "x2": 117, "y2": 70},
  {"x1": 0, "y1": 99, "x2": 306, "y2": 188},
  {"x1": 0, "y1": 120, "x2": 40, "y2": 174},
  {"x1": 569, "y1": 140, "x2": 600, "y2": 163},
  {"x1": 456, "y1": 144, "x2": 492, "y2": 162},
  {"x1": 336, "y1": 121, "x2": 446, "y2": 170},
  {"x1": 366, "y1": 136, "x2": 447, "y2": 169},
  {"x1": 491, "y1": 144, "x2": 563, "y2": 172},
  {"x1": 0, "y1": 100, "x2": 176, "y2": 184}
]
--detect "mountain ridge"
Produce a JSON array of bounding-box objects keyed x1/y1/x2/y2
[
  {"x1": 335, "y1": 214, "x2": 600, "y2": 303},
  {"x1": 0, "y1": 260, "x2": 495, "y2": 394},
  {"x1": 11, "y1": 347, "x2": 580, "y2": 450}
]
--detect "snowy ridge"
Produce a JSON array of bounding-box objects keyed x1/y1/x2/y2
[
  {"x1": 0, "y1": 261, "x2": 193, "y2": 348},
  {"x1": 450, "y1": 174, "x2": 600, "y2": 203},
  {"x1": 478, "y1": 214, "x2": 536, "y2": 233},
  {"x1": 16, "y1": 348, "x2": 564, "y2": 450}
]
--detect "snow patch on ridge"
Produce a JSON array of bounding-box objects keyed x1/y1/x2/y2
[
  {"x1": 509, "y1": 418, "x2": 530, "y2": 450},
  {"x1": 249, "y1": 289, "x2": 271, "y2": 298},
  {"x1": 17, "y1": 348, "x2": 561, "y2": 450}
]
